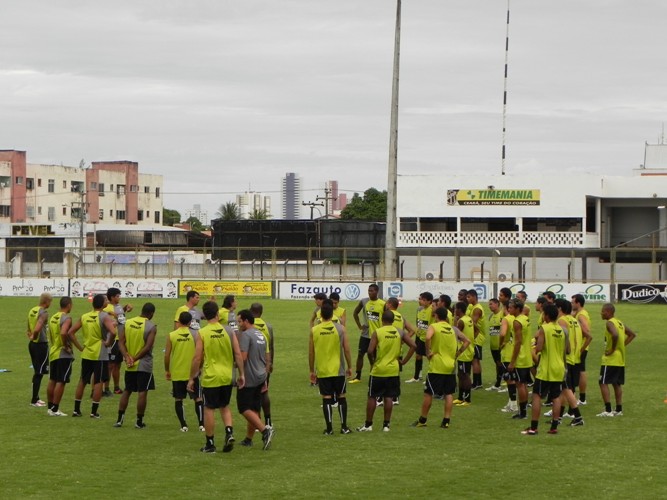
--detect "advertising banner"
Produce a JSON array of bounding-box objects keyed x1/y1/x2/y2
[
  {"x1": 384, "y1": 281, "x2": 490, "y2": 301},
  {"x1": 69, "y1": 278, "x2": 178, "y2": 298},
  {"x1": 0, "y1": 278, "x2": 68, "y2": 297},
  {"x1": 504, "y1": 283, "x2": 610, "y2": 303},
  {"x1": 278, "y1": 282, "x2": 372, "y2": 301},
  {"x1": 447, "y1": 189, "x2": 540, "y2": 206},
  {"x1": 617, "y1": 284, "x2": 667, "y2": 304},
  {"x1": 177, "y1": 280, "x2": 272, "y2": 298}
]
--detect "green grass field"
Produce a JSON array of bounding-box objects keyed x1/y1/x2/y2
[{"x1": 0, "y1": 297, "x2": 665, "y2": 498}]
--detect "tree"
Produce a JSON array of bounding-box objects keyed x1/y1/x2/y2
[
  {"x1": 340, "y1": 188, "x2": 387, "y2": 221},
  {"x1": 216, "y1": 202, "x2": 241, "y2": 221},
  {"x1": 184, "y1": 216, "x2": 204, "y2": 233},
  {"x1": 163, "y1": 208, "x2": 181, "y2": 226},
  {"x1": 249, "y1": 208, "x2": 270, "y2": 220}
]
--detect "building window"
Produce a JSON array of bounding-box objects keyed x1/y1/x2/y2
[
  {"x1": 48, "y1": 207, "x2": 55, "y2": 221},
  {"x1": 137, "y1": 210, "x2": 144, "y2": 221},
  {"x1": 0, "y1": 205, "x2": 11, "y2": 217},
  {"x1": 154, "y1": 211, "x2": 160, "y2": 223},
  {"x1": 144, "y1": 186, "x2": 150, "y2": 194},
  {"x1": 15, "y1": 176, "x2": 23, "y2": 185},
  {"x1": 117, "y1": 184, "x2": 126, "y2": 195},
  {"x1": 99, "y1": 209, "x2": 104, "y2": 220},
  {"x1": 26, "y1": 178, "x2": 34, "y2": 190},
  {"x1": 62, "y1": 206, "x2": 67, "y2": 216},
  {"x1": 130, "y1": 185, "x2": 138, "y2": 192},
  {"x1": 99, "y1": 182, "x2": 105, "y2": 196},
  {"x1": 71, "y1": 181, "x2": 84, "y2": 193},
  {"x1": 62, "y1": 180, "x2": 67, "y2": 189},
  {"x1": 27, "y1": 206, "x2": 35, "y2": 218},
  {"x1": 110, "y1": 210, "x2": 113, "y2": 217},
  {"x1": 116, "y1": 210, "x2": 126, "y2": 220},
  {"x1": 48, "y1": 179, "x2": 55, "y2": 193},
  {"x1": 38, "y1": 206, "x2": 42, "y2": 215},
  {"x1": 90, "y1": 181, "x2": 98, "y2": 191},
  {"x1": 38, "y1": 178, "x2": 42, "y2": 187},
  {"x1": 155, "y1": 187, "x2": 160, "y2": 198}
]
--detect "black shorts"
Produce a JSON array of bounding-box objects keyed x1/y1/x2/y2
[
  {"x1": 533, "y1": 379, "x2": 563, "y2": 400},
  {"x1": 579, "y1": 350, "x2": 588, "y2": 371},
  {"x1": 415, "y1": 338, "x2": 426, "y2": 356},
  {"x1": 80, "y1": 359, "x2": 109, "y2": 385},
  {"x1": 49, "y1": 359, "x2": 74, "y2": 383},
  {"x1": 515, "y1": 367, "x2": 532, "y2": 384},
  {"x1": 108, "y1": 341, "x2": 122, "y2": 364},
  {"x1": 173, "y1": 378, "x2": 202, "y2": 399},
  {"x1": 358, "y1": 336, "x2": 371, "y2": 355},
  {"x1": 124, "y1": 371, "x2": 155, "y2": 392},
  {"x1": 29, "y1": 342, "x2": 49, "y2": 375},
  {"x1": 237, "y1": 385, "x2": 262, "y2": 414},
  {"x1": 318, "y1": 376, "x2": 346, "y2": 398},
  {"x1": 202, "y1": 385, "x2": 233, "y2": 409},
  {"x1": 565, "y1": 364, "x2": 581, "y2": 390},
  {"x1": 491, "y1": 349, "x2": 501, "y2": 364},
  {"x1": 500, "y1": 362, "x2": 518, "y2": 382},
  {"x1": 368, "y1": 375, "x2": 400, "y2": 399},
  {"x1": 473, "y1": 345, "x2": 483, "y2": 360},
  {"x1": 599, "y1": 365, "x2": 625, "y2": 385},
  {"x1": 424, "y1": 373, "x2": 456, "y2": 397},
  {"x1": 457, "y1": 360, "x2": 472, "y2": 375}
]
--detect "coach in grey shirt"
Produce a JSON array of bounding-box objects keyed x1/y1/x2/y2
[{"x1": 235, "y1": 310, "x2": 274, "y2": 450}]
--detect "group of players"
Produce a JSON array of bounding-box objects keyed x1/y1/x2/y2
[
  {"x1": 308, "y1": 284, "x2": 636, "y2": 435},
  {"x1": 26, "y1": 289, "x2": 275, "y2": 453}
]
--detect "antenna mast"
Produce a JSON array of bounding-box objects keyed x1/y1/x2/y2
[{"x1": 501, "y1": 0, "x2": 511, "y2": 175}]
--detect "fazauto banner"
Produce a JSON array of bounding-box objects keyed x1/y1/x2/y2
[
  {"x1": 504, "y1": 283, "x2": 610, "y2": 303},
  {"x1": 177, "y1": 280, "x2": 272, "y2": 298},
  {"x1": 69, "y1": 278, "x2": 179, "y2": 298},
  {"x1": 618, "y1": 284, "x2": 667, "y2": 305},
  {"x1": 278, "y1": 282, "x2": 373, "y2": 300},
  {"x1": 0, "y1": 278, "x2": 68, "y2": 297}
]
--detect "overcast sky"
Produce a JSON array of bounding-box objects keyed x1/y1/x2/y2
[{"x1": 2, "y1": 1, "x2": 666, "y2": 220}]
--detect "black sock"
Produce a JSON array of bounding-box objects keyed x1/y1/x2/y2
[
  {"x1": 458, "y1": 386, "x2": 463, "y2": 400},
  {"x1": 382, "y1": 420, "x2": 390, "y2": 428},
  {"x1": 364, "y1": 420, "x2": 373, "y2": 428},
  {"x1": 579, "y1": 392, "x2": 586, "y2": 402},
  {"x1": 74, "y1": 399, "x2": 81, "y2": 413},
  {"x1": 615, "y1": 404, "x2": 622, "y2": 413},
  {"x1": 31, "y1": 374, "x2": 43, "y2": 403},
  {"x1": 51, "y1": 403, "x2": 59, "y2": 412},
  {"x1": 519, "y1": 401, "x2": 527, "y2": 417},
  {"x1": 206, "y1": 435, "x2": 214, "y2": 447},
  {"x1": 195, "y1": 401, "x2": 204, "y2": 426},
  {"x1": 137, "y1": 414, "x2": 144, "y2": 425},
  {"x1": 550, "y1": 419, "x2": 559, "y2": 431},
  {"x1": 338, "y1": 397, "x2": 348, "y2": 427},
  {"x1": 442, "y1": 417, "x2": 450, "y2": 426},
  {"x1": 414, "y1": 359, "x2": 422, "y2": 379},
  {"x1": 605, "y1": 402, "x2": 612, "y2": 413},
  {"x1": 355, "y1": 370, "x2": 361, "y2": 380},
  {"x1": 91, "y1": 401, "x2": 99, "y2": 415},
  {"x1": 508, "y1": 384, "x2": 517, "y2": 402},
  {"x1": 322, "y1": 399, "x2": 333, "y2": 431},
  {"x1": 572, "y1": 407, "x2": 581, "y2": 418},
  {"x1": 47, "y1": 401, "x2": 54, "y2": 410},
  {"x1": 531, "y1": 419, "x2": 538, "y2": 431},
  {"x1": 264, "y1": 415, "x2": 272, "y2": 427},
  {"x1": 418, "y1": 416, "x2": 427, "y2": 424},
  {"x1": 225, "y1": 426, "x2": 233, "y2": 435},
  {"x1": 175, "y1": 400, "x2": 186, "y2": 426},
  {"x1": 495, "y1": 365, "x2": 502, "y2": 387},
  {"x1": 464, "y1": 390, "x2": 471, "y2": 403},
  {"x1": 117, "y1": 410, "x2": 125, "y2": 424}
]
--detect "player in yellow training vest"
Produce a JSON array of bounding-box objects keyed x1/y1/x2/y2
[
  {"x1": 355, "y1": 310, "x2": 416, "y2": 432},
  {"x1": 189, "y1": 300, "x2": 245, "y2": 454},
  {"x1": 27, "y1": 292, "x2": 52, "y2": 407},
  {"x1": 571, "y1": 293, "x2": 593, "y2": 405},
  {"x1": 351, "y1": 284, "x2": 385, "y2": 383},
  {"x1": 410, "y1": 307, "x2": 470, "y2": 429},
  {"x1": 506, "y1": 298, "x2": 532, "y2": 419},
  {"x1": 250, "y1": 302, "x2": 274, "y2": 429},
  {"x1": 522, "y1": 304, "x2": 568, "y2": 435},
  {"x1": 485, "y1": 298, "x2": 505, "y2": 391},
  {"x1": 466, "y1": 289, "x2": 487, "y2": 390},
  {"x1": 596, "y1": 303, "x2": 636, "y2": 418},
  {"x1": 309, "y1": 302, "x2": 353, "y2": 435}
]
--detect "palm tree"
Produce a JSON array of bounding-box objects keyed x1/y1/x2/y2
[
  {"x1": 249, "y1": 208, "x2": 269, "y2": 220},
  {"x1": 216, "y1": 202, "x2": 241, "y2": 220}
]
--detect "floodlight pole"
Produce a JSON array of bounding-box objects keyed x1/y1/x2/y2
[{"x1": 384, "y1": 0, "x2": 401, "y2": 281}]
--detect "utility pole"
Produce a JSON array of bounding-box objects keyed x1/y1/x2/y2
[
  {"x1": 302, "y1": 200, "x2": 324, "y2": 220},
  {"x1": 71, "y1": 188, "x2": 86, "y2": 256},
  {"x1": 316, "y1": 185, "x2": 337, "y2": 218}
]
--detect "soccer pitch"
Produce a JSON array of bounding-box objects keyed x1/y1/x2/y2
[{"x1": 0, "y1": 297, "x2": 665, "y2": 498}]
